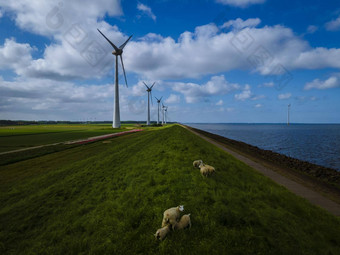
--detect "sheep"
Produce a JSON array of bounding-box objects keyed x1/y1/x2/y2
[
  {"x1": 199, "y1": 162, "x2": 215, "y2": 177},
  {"x1": 162, "y1": 205, "x2": 184, "y2": 229},
  {"x1": 154, "y1": 225, "x2": 171, "y2": 241},
  {"x1": 193, "y1": 160, "x2": 203, "y2": 168},
  {"x1": 173, "y1": 214, "x2": 191, "y2": 230}
]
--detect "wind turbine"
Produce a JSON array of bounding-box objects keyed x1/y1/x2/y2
[
  {"x1": 287, "y1": 104, "x2": 291, "y2": 125},
  {"x1": 143, "y1": 82, "x2": 155, "y2": 126},
  {"x1": 164, "y1": 105, "x2": 168, "y2": 124},
  {"x1": 97, "y1": 29, "x2": 132, "y2": 128},
  {"x1": 162, "y1": 103, "x2": 168, "y2": 125},
  {"x1": 155, "y1": 96, "x2": 163, "y2": 125}
]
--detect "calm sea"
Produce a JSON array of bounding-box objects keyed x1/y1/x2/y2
[{"x1": 187, "y1": 123, "x2": 340, "y2": 171}]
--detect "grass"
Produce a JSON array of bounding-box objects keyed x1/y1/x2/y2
[
  {"x1": 0, "y1": 124, "x2": 135, "y2": 153},
  {"x1": 1, "y1": 125, "x2": 340, "y2": 254}
]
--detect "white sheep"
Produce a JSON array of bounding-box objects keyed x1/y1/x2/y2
[
  {"x1": 174, "y1": 214, "x2": 191, "y2": 230},
  {"x1": 193, "y1": 160, "x2": 203, "y2": 168},
  {"x1": 199, "y1": 162, "x2": 215, "y2": 177},
  {"x1": 162, "y1": 205, "x2": 184, "y2": 229},
  {"x1": 154, "y1": 225, "x2": 171, "y2": 241}
]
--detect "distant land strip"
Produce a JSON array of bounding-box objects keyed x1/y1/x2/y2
[{"x1": 0, "y1": 129, "x2": 143, "y2": 155}]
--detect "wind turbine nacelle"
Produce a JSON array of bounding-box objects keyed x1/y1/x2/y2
[{"x1": 112, "y1": 49, "x2": 122, "y2": 55}]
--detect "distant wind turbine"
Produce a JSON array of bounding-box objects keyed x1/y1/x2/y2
[
  {"x1": 143, "y1": 82, "x2": 156, "y2": 126},
  {"x1": 155, "y1": 96, "x2": 163, "y2": 125},
  {"x1": 97, "y1": 28, "x2": 132, "y2": 128},
  {"x1": 162, "y1": 103, "x2": 168, "y2": 125},
  {"x1": 287, "y1": 104, "x2": 291, "y2": 125}
]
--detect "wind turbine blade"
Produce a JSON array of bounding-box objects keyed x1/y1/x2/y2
[
  {"x1": 160, "y1": 96, "x2": 163, "y2": 101},
  {"x1": 151, "y1": 91, "x2": 153, "y2": 105},
  {"x1": 150, "y1": 82, "x2": 155, "y2": 90},
  {"x1": 143, "y1": 82, "x2": 150, "y2": 90},
  {"x1": 155, "y1": 96, "x2": 159, "y2": 101},
  {"x1": 120, "y1": 55, "x2": 128, "y2": 87},
  {"x1": 97, "y1": 29, "x2": 119, "y2": 51},
  {"x1": 119, "y1": 35, "x2": 133, "y2": 49}
]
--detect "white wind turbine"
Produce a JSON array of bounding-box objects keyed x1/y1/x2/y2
[
  {"x1": 143, "y1": 82, "x2": 155, "y2": 126},
  {"x1": 97, "y1": 29, "x2": 132, "y2": 128},
  {"x1": 155, "y1": 96, "x2": 163, "y2": 125},
  {"x1": 162, "y1": 103, "x2": 168, "y2": 125}
]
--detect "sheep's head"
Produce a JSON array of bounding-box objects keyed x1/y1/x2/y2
[
  {"x1": 199, "y1": 161, "x2": 205, "y2": 168},
  {"x1": 178, "y1": 205, "x2": 184, "y2": 212}
]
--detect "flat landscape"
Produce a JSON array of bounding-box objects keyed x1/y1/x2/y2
[{"x1": 1, "y1": 124, "x2": 340, "y2": 254}]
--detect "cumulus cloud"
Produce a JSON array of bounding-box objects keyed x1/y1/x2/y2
[
  {"x1": 221, "y1": 18, "x2": 261, "y2": 30},
  {"x1": 1, "y1": 5, "x2": 340, "y2": 83},
  {"x1": 0, "y1": 0, "x2": 122, "y2": 36},
  {"x1": 0, "y1": 76, "x2": 153, "y2": 121},
  {"x1": 255, "y1": 103, "x2": 262, "y2": 108},
  {"x1": 165, "y1": 94, "x2": 180, "y2": 104},
  {"x1": 278, "y1": 93, "x2": 292, "y2": 100},
  {"x1": 171, "y1": 75, "x2": 240, "y2": 103},
  {"x1": 235, "y1": 84, "x2": 251, "y2": 101},
  {"x1": 304, "y1": 76, "x2": 340, "y2": 90},
  {"x1": 137, "y1": 3, "x2": 156, "y2": 21},
  {"x1": 325, "y1": 16, "x2": 340, "y2": 31},
  {"x1": 216, "y1": 0, "x2": 266, "y2": 8},
  {"x1": 0, "y1": 38, "x2": 33, "y2": 74},
  {"x1": 0, "y1": 1, "x2": 126, "y2": 81}
]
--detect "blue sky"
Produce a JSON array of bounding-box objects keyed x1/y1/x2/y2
[{"x1": 0, "y1": 0, "x2": 339, "y2": 123}]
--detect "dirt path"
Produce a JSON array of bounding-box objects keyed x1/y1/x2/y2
[
  {"x1": 182, "y1": 125, "x2": 340, "y2": 217},
  {"x1": 0, "y1": 129, "x2": 143, "y2": 156}
]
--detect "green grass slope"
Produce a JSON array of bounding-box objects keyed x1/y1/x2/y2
[{"x1": 1, "y1": 125, "x2": 339, "y2": 254}]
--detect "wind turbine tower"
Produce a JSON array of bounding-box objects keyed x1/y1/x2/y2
[
  {"x1": 143, "y1": 82, "x2": 155, "y2": 126},
  {"x1": 162, "y1": 104, "x2": 168, "y2": 125},
  {"x1": 287, "y1": 104, "x2": 291, "y2": 125},
  {"x1": 162, "y1": 103, "x2": 165, "y2": 125},
  {"x1": 97, "y1": 29, "x2": 132, "y2": 128},
  {"x1": 155, "y1": 96, "x2": 163, "y2": 125}
]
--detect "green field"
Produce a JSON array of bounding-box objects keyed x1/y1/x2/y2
[
  {"x1": 0, "y1": 124, "x2": 134, "y2": 153},
  {"x1": 1, "y1": 125, "x2": 340, "y2": 254}
]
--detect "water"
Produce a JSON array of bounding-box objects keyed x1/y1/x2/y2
[{"x1": 187, "y1": 123, "x2": 340, "y2": 171}]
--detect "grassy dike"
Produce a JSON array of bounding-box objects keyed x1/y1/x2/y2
[{"x1": 1, "y1": 125, "x2": 340, "y2": 254}]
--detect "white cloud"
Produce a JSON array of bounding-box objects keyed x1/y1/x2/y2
[
  {"x1": 221, "y1": 18, "x2": 261, "y2": 30},
  {"x1": 137, "y1": 3, "x2": 156, "y2": 21},
  {"x1": 165, "y1": 94, "x2": 180, "y2": 104},
  {"x1": 1, "y1": 5, "x2": 340, "y2": 83},
  {"x1": 172, "y1": 75, "x2": 241, "y2": 103},
  {"x1": 216, "y1": 0, "x2": 266, "y2": 8},
  {"x1": 304, "y1": 76, "x2": 340, "y2": 90},
  {"x1": 0, "y1": 39, "x2": 33, "y2": 74},
  {"x1": 255, "y1": 103, "x2": 262, "y2": 108},
  {"x1": 0, "y1": 0, "x2": 122, "y2": 36},
  {"x1": 235, "y1": 84, "x2": 251, "y2": 101},
  {"x1": 0, "y1": 8, "x2": 3, "y2": 18},
  {"x1": 216, "y1": 99, "x2": 223, "y2": 105},
  {"x1": 307, "y1": 25, "x2": 318, "y2": 34},
  {"x1": 278, "y1": 93, "x2": 292, "y2": 100},
  {"x1": 325, "y1": 16, "x2": 340, "y2": 31}
]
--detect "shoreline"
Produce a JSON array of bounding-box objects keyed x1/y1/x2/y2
[{"x1": 184, "y1": 125, "x2": 340, "y2": 205}]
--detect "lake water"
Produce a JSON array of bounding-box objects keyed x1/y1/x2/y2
[{"x1": 187, "y1": 123, "x2": 340, "y2": 171}]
